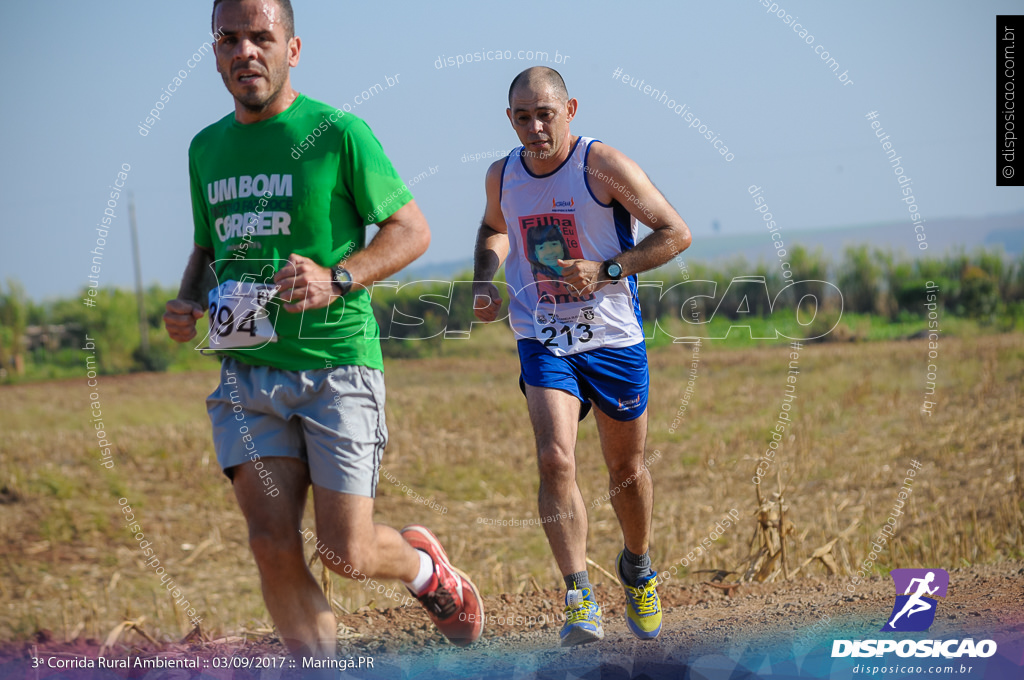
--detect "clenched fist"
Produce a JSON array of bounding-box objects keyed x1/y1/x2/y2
[
  {"x1": 164, "y1": 299, "x2": 205, "y2": 342},
  {"x1": 472, "y1": 281, "x2": 503, "y2": 322},
  {"x1": 273, "y1": 253, "x2": 339, "y2": 313}
]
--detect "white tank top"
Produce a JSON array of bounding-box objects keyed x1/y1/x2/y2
[{"x1": 500, "y1": 136, "x2": 644, "y2": 356}]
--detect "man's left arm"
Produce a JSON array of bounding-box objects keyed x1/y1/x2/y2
[
  {"x1": 557, "y1": 143, "x2": 691, "y2": 293},
  {"x1": 273, "y1": 200, "x2": 430, "y2": 313}
]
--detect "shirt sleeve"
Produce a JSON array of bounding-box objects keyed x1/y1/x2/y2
[
  {"x1": 189, "y1": 141, "x2": 214, "y2": 250},
  {"x1": 339, "y1": 119, "x2": 414, "y2": 225}
]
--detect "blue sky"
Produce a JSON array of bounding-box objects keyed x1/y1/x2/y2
[{"x1": 2, "y1": 0, "x2": 1021, "y2": 300}]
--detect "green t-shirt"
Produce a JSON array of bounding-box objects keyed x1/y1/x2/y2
[{"x1": 189, "y1": 94, "x2": 413, "y2": 371}]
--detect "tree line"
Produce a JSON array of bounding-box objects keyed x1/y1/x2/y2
[{"x1": 1, "y1": 245, "x2": 1021, "y2": 382}]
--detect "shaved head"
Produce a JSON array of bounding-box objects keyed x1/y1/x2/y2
[
  {"x1": 508, "y1": 67, "x2": 568, "y2": 107},
  {"x1": 213, "y1": 0, "x2": 294, "y2": 39},
  {"x1": 505, "y1": 66, "x2": 577, "y2": 167}
]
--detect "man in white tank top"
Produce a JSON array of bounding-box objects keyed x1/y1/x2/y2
[{"x1": 472, "y1": 67, "x2": 692, "y2": 646}]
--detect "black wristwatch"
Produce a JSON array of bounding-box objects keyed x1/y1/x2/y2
[
  {"x1": 603, "y1": 259, "x2": 624, "y2": 281},
  {"x1": 332, "y1": 266, "x2": 353, "y2": 296}
]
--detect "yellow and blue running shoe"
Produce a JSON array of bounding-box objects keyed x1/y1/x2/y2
[
  {"x1": 616, "y1": 551, "x2": 662, "y2": 639},
  {"x1": 559, "y1": 587, "x2": 604, "y2": 647}
]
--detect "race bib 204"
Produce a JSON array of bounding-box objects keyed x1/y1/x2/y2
[{"x1": 206, "y1": 280, "x2": 280, "y2": 350}]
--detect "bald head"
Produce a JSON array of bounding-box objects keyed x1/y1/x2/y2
[
  {"x1": 213, "y1": 0, "x2": 294, "y2": 39},
  {"x1": 508, "y1": 67, "x2": 568, "y2": 107}
]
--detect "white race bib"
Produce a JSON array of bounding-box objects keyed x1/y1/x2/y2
[
  {"x1": 206, "y1": 280, "x2": 280, "y2": 350},
  {"x1": 532, "y1": 303, "x2": 605, "y2": 356}
]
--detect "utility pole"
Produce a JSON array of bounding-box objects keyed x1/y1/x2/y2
[{"x1": 129, "y1": 192, "x2": 149, "y2": 354}]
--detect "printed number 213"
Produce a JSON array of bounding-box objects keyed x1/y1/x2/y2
[{"x1": 541, "y1": 323, "x2": 593, "y2": 348}]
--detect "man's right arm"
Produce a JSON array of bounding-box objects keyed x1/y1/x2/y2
[
  {"x1": 164, "y1": 244, "x2": 215, "y2": 342},
  {"x1": 472, "y1": 159, "x2": 510, "y2": 322}
]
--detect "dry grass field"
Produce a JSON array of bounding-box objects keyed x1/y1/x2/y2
[{"x1": 1, "y1": 327, "x2": 1022, "y2": 647}]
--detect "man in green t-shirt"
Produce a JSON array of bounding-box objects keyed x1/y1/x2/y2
[{"x1": 163, "y1": 0, "x2": 483, "y2": 660}]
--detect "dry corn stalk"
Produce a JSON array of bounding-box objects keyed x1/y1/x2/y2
[
  {"x1": 99, "y1": 617, "x2": 158, "y2": 656},
  {"x1": 307, "y1": 548, "x2": 335, "y2": 608},
  {"x1": 790, "y1": 517, "x2": 861, "y2": 577},
  {"x1": 740, "y1": 474, "x2": 795, "y2": 582}
]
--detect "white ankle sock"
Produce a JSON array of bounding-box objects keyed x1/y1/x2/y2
[{"x1": 402, "y1": 549, "x2": 434, "y2": 594}]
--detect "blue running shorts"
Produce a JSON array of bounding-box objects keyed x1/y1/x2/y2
[{"x1": 517, "y1": 339, "x2": 649, "y2": 422}]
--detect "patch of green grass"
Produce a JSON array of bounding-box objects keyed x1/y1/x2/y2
[{"x1": 31, "y1": 469, "x2": 79, "y2": 500}]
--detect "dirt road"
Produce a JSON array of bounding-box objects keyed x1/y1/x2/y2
[{"x1": 4, "y1": 561, "x2": 1021, "y2": 678}]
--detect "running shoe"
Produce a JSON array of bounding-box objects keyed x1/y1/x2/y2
[
  {"x1": 400, "y1": 525, "x2": 483, "y2": 646},
  {"x1": 616, "y1": 550, "x2": 662, "y2": 639},
  {"x1": 559, "y1": 587, "x2": 604, "y2": 647}
]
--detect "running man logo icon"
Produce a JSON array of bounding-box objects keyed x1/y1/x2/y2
[{"x1": 881, "y1": 568, "x2": 949, "y2": 632}]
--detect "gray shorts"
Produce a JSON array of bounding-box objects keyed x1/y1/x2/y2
[{"x1": 206, "y1": 357, "x2": 388, "y2": 497}]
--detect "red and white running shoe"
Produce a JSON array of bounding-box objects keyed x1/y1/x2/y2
[{"x1": 400, "y1": 525, "x2": 484, "y2": 646}]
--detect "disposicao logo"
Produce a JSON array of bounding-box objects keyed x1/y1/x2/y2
[{"x1": 831, "y1": 568, "x2": 997, "y2": 659}]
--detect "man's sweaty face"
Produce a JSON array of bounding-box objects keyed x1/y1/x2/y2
[
  {"x1": 214, "y1": 0, "x2": 291, "y2": 111},
  {"x1": 510, "y1": 88, "x2": 565, "y2": 158}
]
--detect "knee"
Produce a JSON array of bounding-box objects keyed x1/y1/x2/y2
[
  {"x1": 607, "y1": 458, "x2": 648, "y2": 487},
  {"x1": 537, "y1": 443, "x2": 575, "y2": 482},
  {"x1": 248, "y1": 526, "x2": 304, "y2": 570}
]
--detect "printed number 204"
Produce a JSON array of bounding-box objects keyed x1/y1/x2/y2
[{"x1": 209, "y1": 303, "x2": 259, "y2": 338}]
